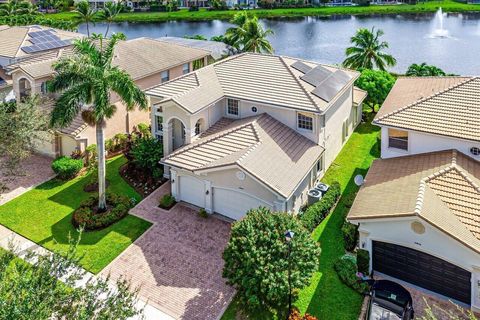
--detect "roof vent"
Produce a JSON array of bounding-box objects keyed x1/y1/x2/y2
[{"x1": 470, "y1": 147, "x2": 480, "y2": 156}]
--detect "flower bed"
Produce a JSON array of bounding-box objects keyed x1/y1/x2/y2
[{"x1": 72, "y1": 192, "x2": 133, "y2": 231}]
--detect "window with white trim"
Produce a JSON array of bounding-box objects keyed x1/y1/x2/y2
[
  {"x1": 342, "y1": 118, "x2": 349, "y2": 143},
  {"x1": 40, "y1": 81, "x2": 48, "y2": 94},
  {"x1": 155, "y1": 115, "x2": 163, "y2": 134},
  {"x1": 161, "y1": 70, "x2": 170, "y2": 83},
  {"x1": 226, "y1": 99, "x2": 239, "y2": 116},
  {"x1": 297, "y1": 113, "x2": 313, "y2": 131},
  {"x1": 182, "y1": 63, "x2": 190, "y2": 75},
  {"x1": 388, "y1": 128, "x2": 408, "y2": 151}
]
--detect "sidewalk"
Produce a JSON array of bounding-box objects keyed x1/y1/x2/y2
[{"x1": 0, "y1": 224, "x2": 175, "y2": 320}]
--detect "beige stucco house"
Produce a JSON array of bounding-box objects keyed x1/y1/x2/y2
[
  {"x1": 3, "y1": 31, "x2": 214, "y2": 157},
  {"x1": 146, "y1": 53, "x2": 367, "y2": 220},
  {"x1": 347, "y1": 77, "x2": 480, "y2": 310}
]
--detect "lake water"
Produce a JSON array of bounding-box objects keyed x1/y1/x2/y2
[{"x1": 78, "y1": 13, "x2": 480, "y2": 75}]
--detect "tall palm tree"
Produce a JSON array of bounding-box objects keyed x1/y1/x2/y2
[
  {"x1": 99, "y1": 2, "x2": 123, "y2": 37},
  {"x1": 50, "y1": 34, "x2": 147, "y2": 210},
  {"x1": 406, "y1": 62, "x2": 446, "y2": 77},
  {"x1": 343, "y1": 27, "x2": 396, "y2": 71},
  {"x1": 74, "y1": 0, "x2": 96, "y2": 36},
  {"x1": 225, "y1": 12, "x2": 274, "y2": 54}
]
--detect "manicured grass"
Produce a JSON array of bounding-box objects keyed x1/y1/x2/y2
[
  {"x1": 0, "y1": 156, "x2": 152, "y2": 274},
  {"x1": 221, "y1": 117, "x2": 380, "y2": 320},
  {"x1": 47, "y1": 0, "x2": 480, "y2": 24}
]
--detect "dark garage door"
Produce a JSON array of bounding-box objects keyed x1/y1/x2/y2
[{"x1": 373, "y1": 241, "x2": 471, "y2": 304}]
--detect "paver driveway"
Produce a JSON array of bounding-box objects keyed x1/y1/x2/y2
[
  {"x1": 102, "y1": 183, "x2": 235, "y2": 320},
  {"x1": 0, "y1": 154, "x2": 54, "y2": 205}
]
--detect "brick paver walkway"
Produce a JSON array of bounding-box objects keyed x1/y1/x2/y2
[
  {"x1": 102, "y1": 183, "x2": 236, "y2": 320},
  {"x1": 0, "y1": 154, "x2": 55, "y2": 205}
]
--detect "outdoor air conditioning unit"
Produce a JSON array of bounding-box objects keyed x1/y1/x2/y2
[
  {"x1": 314, "y1": 182, "x2": 329, "y2": 195},
  {"x1": 307, "y1": 188, "x2": 322, "y2": 205}
]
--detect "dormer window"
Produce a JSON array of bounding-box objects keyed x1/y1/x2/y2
[
  {"x1": 161, "y1": 70, "x2": 169, "y2": 83},
  {"x1": 226, "y1": 99, "x2": 239, "y2": 116},
  {"x1": 297, "y1": 112, "x2": 313, "y2": 131}
]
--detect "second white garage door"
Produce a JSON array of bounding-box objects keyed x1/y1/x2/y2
[
  {"x1": 179, "y1": 175, "x2": 205, "y2": 208},
  {"x1": 213, "y1": 188, "x2": 272, "y2": 220}
]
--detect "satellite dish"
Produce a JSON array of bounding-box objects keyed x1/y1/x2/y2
[{"x1": 354, "y1": 175, "x2": 364, "y2": 187}]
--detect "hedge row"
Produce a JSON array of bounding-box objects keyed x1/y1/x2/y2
[
  {"x1": 72, "y1": 193, "x2": 132, "y2": 230},
  {"x1": 299, "y1": 181, "x2": 341, "y2": 231},
  {"x1": 334, "y1": 254, "x2": 369, "y2": 294}
]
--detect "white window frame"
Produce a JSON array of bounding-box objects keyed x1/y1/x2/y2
[
  {"x1": 388, "y1": 128, "x2": 409, "y2": 151},
  {"x1": 182, "y1": 63, "x2": 190, "y2": 75},
  {"x1": 161, "y1": 70, "x2": 170, "y2": 83},
  {"x1": 297, "y1": 112, "x2": 313, "y2": 131},
  {"x1": 226, "y1": 98, "x2": 239, "y2": 117}
]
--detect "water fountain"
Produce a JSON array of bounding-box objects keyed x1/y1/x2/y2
[{"x1": 430, "y1": 8, "x2": 449, "y2": 38}]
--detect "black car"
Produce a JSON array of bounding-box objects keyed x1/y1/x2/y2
[{"x1": 365, "y1": 280, "x2": 414, "y2": 320}]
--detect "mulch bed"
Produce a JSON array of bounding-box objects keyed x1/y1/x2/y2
[
  {"x1": 158, "y1": 201, "x2": 177, "y2": 210},
  {"x1": 84, "y1": 180, "x2": 110, "y2": 192},
  {"x1": 119, "y1": 163, "x2": 167, "y2": 197}
]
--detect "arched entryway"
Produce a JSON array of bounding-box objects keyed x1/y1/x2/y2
[
  {"x1": 169, "y1": 117, "x2": 186, "y2": 151},
  {"x1": 194, "y1": 118, "x2": 205, "y2": 136},
  {"x1": 18, "y1": 78, "x2": 32, "y2": 100}
]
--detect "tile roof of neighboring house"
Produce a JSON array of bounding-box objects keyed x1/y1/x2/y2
[
  {"x1": 41, "y1": 99, "x2": 87, "y2": 136},
  {"x1": 162, "y1": 113, "x2": 324, "y2": 198},
  {"x1": 147, "y1": 53, "x2": 359, "y2": 114},
  {"x1": 156, "y1": 36, "x2": 234, "y2": 60},
  {"x1": 353, "y1": 87, "x2": 367, "y2": 105},
  {"x1": 0, "y1": 25, "x2": 82, "y2": 60},
  {"x1": 374, "y1": 76, "x2": 480, "y2": 142},
  {"x1": 348, "y1": 150, "x2": 480, "y2": 253}
]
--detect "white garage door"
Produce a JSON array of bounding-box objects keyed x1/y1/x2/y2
[
  {"x1": 213, "y1": 188, "x2": 272, "y2": 220},
  {"x1": 179, "y1": 175, "x2": 205, "y2": 208}
]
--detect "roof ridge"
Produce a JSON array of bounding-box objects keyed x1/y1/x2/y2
[
  {"x1": 375, "y1": 77, "x2": 477, "y2": 123},
  {"x1": 139, "y1": 37, "x2": 211, "y2": 54},
  {"x1": 279, "y1": 56, "x2": 320, "y2": 112}
]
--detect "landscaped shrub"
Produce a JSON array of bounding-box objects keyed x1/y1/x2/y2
[
  {"x1": 72, "y1": 192, "x2": 132, "y2": 230},
  {"x1": 85, "y1": 144, "x2": 97, "y2": 166},
  {"x1": 223, "y1": 208, "x2": 320, "y2": 313},
  {"x1": 113, "y1": 133, "x2": 129, "y2": 151},
  {"x1": 159, "y1": 194, "x2": 176, "y2": 210},
  {"x1": 334, "y1": 254, "x2": 369, "y2": 294},
  {"x1": 136, "y1": 123, "x2": 151, "y2": 138},
  {"x1": 51, "y1": 156, "x2": 83, "y2": 180},
  {"x1": 357, "y1": 249, "x2": 370, "y2": 275},
  {"x1": 299, "y1": 181, "x2": 341, "y2": 231},
  {"x1": 341, "y1": 220, "x2": 358, "y2": 251},
  {"x1": 288, "y1": 308, "x2": 318, "y2": 320},
  {"x1": 130, "y1": 137, "x2": 164, "y2": 179}
]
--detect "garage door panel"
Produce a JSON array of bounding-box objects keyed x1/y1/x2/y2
[
  {"x1": 179, "y1": 176, "x2": 205, "y2": 208},
  {"x1": 373, "y1": 241, "x2": 471, "y2": 304},
  {"x1": 213, "y1": 188, "x2": 272, "y2": 221}
]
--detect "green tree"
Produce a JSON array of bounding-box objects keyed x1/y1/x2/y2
[
  {"x1": 50, "y1": 34, "x2": 147, "y2": 211},
  {"x1": 223, "y1": 208, "x2": 320, "y2": 315},
  {"x1": 0, "y1": 97, "x2": 49, "y2": 173},
  {"x1": 129, "y1": 137, "x2": 163, "y2": 179},
  {"x1": 406, "y1": 62, "x2": 446, "y2": 77},
  {"x1": 354, "y1": 68, "x2": 395, "y2": 113},
  {"x1": 184, "y1": 34, "x2": 207, "y2": 40},
  {"x1": 74, "y1": 0, "x2": 96, "y2": 36},
  {"x1": 343, "y1": 27, "x2": 396, "y2": 71},
  {"x1": 225, "y1": 12, "x2": 274, "y2": 53},
  {"x1": 0, "y1": 239, "x2": 142, "y2": 319},
  {"x1": 0, "y1": 0, "x2": 38, "y2": 16},
  {"x1": 99, "y1": 1, "x2": 123, "y2": 37}
]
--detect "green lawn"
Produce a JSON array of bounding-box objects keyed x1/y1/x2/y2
[
  {"x1": 221, "y1": 117, "x2": 380, "y2": 320},
  {"x1": 0, "y1": 155, "x2": 152, "y2": 274},
  {"x1": 47, "y1": 0, "x2": 480, "y2": 24}
]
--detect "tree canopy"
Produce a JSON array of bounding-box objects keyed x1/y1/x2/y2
[
  {"x1": 223, "y1": 208, "x2": 320, "y2": 315},
  {"x1": 406, "y1": 62, "x2": 447, "y2": 77},
  {"x1": 354, "y1": 68, "x2": 395, "y2": 112},
  {"x1": 343, "y1": 27, "x2": 396, "y2": 71},
  {"x1": 225, "y1": 12, "x2": 274, "y2": 54}
]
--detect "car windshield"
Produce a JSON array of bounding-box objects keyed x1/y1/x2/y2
[
  {"x1": 375, "y1": 288, "x2": 409, "y2": 306},
  {"x1": 369, "y1": 302, "x2": 402, "y2": 320}
]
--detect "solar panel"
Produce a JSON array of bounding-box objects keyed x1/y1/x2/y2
[
  {"x1": 300, "y1": 65, "x2": 333, "y2": 87},
  {"x1": 311, "y1": 70, "x2": 353, "y2": 102},
  {"x1": 28, "y1": 29, "x2": 55, "y2": 38},
  {"x1": 21, "y1": 39, "x2": 71, "y2": 54},
  {"x1": 291, "y1": 61, "x2": 312, "y2": 74},
  {"x1": 29, "y1": 34, "x2": 62, "y2": 44}
]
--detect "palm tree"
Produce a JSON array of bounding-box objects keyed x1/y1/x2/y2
[
  {"x1": 343, "y1": 27, "x2": 396, "y2": 71},
  {"x1": 225, "y1": 12, "x2": 274, "y2": 54},
  {"x1": 406, "y1": 62, "x2": 446, "y2": 77},
  {"x1": 99, "y1": 2, "x2": 123, "y2": 37},
  {"x1": 50, "y1": 34, "x2": 147, "y2": 210},
  {"x1": 74, "y1": 0, "x2": 96, "y2": 36},
  {"x1": 0, "y1": 0, "x2": 32, "y2": 16}
]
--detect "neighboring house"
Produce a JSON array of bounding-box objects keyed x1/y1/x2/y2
[
  {"x1": 347, "y1": 77, "x2": 480, "y2": 310},
  {"x1": 146, "y1": 53, "x2": 367, "y2": 220},
  {"x1": 156, "y1": 37, "x2": 235, "y2": 61},
  {"x1": 0, "y1": 25, "x2": 83, "y2": 101},
  {"x1": 4, "y1": 35, "x2": 213, "y2": 157}
]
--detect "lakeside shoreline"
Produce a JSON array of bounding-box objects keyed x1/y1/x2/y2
[{"x1": 46, "y1": 0, "x2": 480, "y2": 24}]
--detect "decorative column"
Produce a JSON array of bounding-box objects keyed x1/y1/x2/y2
[
  {"x1": 204, "y1": 180, "x2": 213, "y2": 214},
  {"x1": 170, "y1": 170, "x2": 179, "y2": 199}
]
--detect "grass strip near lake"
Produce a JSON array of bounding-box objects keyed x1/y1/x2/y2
[
  {"x1": 221, "y1": 117, "x2": 380, "y2": 320},
  {"x1": 0, "y1": 155, "x2": 151, "y2": 274},
  {"x1": 47, "y1": 0, "x2": 480, "y2": 24}
]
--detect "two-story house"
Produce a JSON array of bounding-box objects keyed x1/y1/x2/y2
[
  {"x1": 347, "y1": 77, "x2": 480, "y2": 311},
  {"x1": 3, "y1": 32, "x2": 214, "y2": 157},
  {"x1": 146, "y1": 53, "x2": 366, "y2": 220}
]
